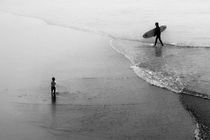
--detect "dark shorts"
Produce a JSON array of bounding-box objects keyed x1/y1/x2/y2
[
  {"x1": 51, "y1": 87, "x2": 56, "y2": 92},
  {"x1": 156, "y1": 34, "x2": 161, "y2": 37}
]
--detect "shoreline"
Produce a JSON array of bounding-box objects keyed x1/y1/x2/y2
[{"x1": 0, "y1": 12, "x2": 196, "y2": 139}]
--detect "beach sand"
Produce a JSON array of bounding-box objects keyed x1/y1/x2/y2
[{"x1": 0, "y1": 12, "x2": 196, "y2": 139}]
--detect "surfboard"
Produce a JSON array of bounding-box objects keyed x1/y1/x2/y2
[{"x1": 143, "y1": 25, "x2": 167, "y2": 38}]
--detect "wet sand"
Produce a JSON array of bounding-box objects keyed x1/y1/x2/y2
[
  {"x1": 0, "y1": 12, "x2": 196, "y2": 139},
  {"x1": 180, "y1": 94, "x2": 210, "y2": 139}
]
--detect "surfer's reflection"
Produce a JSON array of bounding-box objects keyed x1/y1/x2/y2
[{"x1": 155, "y1": 46, "x2": 162, "y2": 57}]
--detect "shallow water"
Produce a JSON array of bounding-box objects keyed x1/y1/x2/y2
[{"x1": 112, "y1": 40, "x2": 210, "y2": 98}]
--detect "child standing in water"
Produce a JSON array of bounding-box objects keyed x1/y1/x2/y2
[
  {"x1": 154, "y1": 22, "x2": 164, "y2": 47},
  {"x1": 51, "y1": 77, "x2": 56, "y2": 97}
]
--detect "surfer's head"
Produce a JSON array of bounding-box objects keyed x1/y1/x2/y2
[
  {"x1": 52, "y1": 77, "x2": 55, "y2": 81},
  {"x1": 155, "y1": 22, "x2": 159, "y2": 27}
]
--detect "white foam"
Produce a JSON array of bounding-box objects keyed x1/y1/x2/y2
[{"x1": 131, "y1": 65, "x2": 184, "y2": 93}]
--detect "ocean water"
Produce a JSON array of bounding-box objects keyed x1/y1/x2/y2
[{"x1": 1, "y1": 0, "x2": 210, "y2": 139}]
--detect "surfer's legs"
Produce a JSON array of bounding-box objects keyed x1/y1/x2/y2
[
  {"x1": 154, "y1": 36, "x2": 158, "y2": 47},
  {"x1": 159, "y1": 36, "x2": 164, "y2": 46},
  {"x1": 154, "y1": 36, "x2": 164, "y2": 47}
]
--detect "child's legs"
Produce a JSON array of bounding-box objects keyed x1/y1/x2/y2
[{"x1": 51, "y1": 87, "x2": 56, "y2": 95}]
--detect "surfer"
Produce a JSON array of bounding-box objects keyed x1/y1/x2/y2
[
  {"x1": 51, "y1": 77, "x2": 56, "y2": 97},
  {"x1": 154, "y1": 22, "x2": 164, "y2": 47}
]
